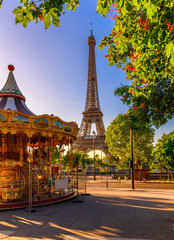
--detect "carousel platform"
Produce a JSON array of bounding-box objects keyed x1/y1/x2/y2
[{"x1": 0, "y1": 190, "x2": 76, "y2": 211}]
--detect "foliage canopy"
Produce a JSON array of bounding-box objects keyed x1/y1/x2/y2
[
  {"x1": 0, "y1": 0, "x2": 79, "y2": 30},
  {"x1": 97, "y1": 0, "x2": 174, "y2": 128},
  {"x1": 151, "y1": 131, "x2": 174, "y2": 170},
  {"x1": 105, "y1": 114, "x2": 155, "y2": 170}
]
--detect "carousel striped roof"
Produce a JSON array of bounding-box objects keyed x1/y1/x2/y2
[{"x1": 0, "y1": 65, "x2": 35, "y2": 116}]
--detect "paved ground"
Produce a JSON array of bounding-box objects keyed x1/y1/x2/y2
[
  {"x1": 1, "y1": 185, "x2": 174, "y2": 240},
  {"x1": 77, "y1": 176, "x2": 174, "y2": 192}
]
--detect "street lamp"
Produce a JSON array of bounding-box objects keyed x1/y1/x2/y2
[
  {"x1": 92, "y1": 130, "x2": 96, "y2": 181},
  {"x1": 130, "y1": 128, "x2": 135, "y2": 189}
]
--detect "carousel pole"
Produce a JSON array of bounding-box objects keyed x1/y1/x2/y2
[
  {"x1": 58, "y1": 144, "x2": 60, "y2": 178},
  {"x1": 67, "y1": 144, "x2": 71, "y2": 190},
  {"x1": 68, "y1": 144, "x2": 70, "y2": 178},
  {"x1": 70, "y1": 143, "x2": 74, "y2": 185},
  {"x1": 29, "y1": 148, "x2": 32, "y2": 210},
  {"x1": 63, "y1": 145, "x2": 65, "y2": 178},
  {"x1": 53, "y1": 137, "x2": 56, "y2": 191},
  {"x1": 26, "y1": 137, "x2": 35, "y2": 213},
  {"x1": 52, "y1": 135, "x2": 55, "y2": 178},
  {"x1": 71, "y1": 152, "x2": 74, "y2": 186},
  {"x1": 48, "y1": 138, "x2": 53, "y2": 192}
]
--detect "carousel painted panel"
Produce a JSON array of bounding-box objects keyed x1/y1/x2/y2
[
  {"x1": 12, "y1": 114, "x2": 30, "y2": 126},
  {"x1": 64, "y1": 125, "x2": 72, "y2": 133},
  {"x1": 53, "y1": 120, "x2": 63, "y2": 129},
  {"x1": 33, "y1": 118, "x2": 49, "y2": 128},
  {"x1": 0, "y1": 114, "x2": 7, "y2": 123}
]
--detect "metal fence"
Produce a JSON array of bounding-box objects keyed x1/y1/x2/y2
[{"x1": 1, "y1": 171, "x2": 174, "y2": 202}]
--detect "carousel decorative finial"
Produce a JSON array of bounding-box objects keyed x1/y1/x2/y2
[{"x1": 8, "y1": 65, "x2": 15, "y2": 71}]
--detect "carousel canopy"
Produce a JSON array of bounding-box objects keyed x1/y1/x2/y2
[
  {"x1": 0, "y1": 65, "x2": 35, "y2": 116},
  {"x1": 0, "y1": 65, "x2": 78, "y2": 142}
]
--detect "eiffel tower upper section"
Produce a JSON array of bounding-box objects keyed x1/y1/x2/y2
[
  {"x1": 84, "y1": 27, "x2": 100, "y2": 113},
  {"x1": 78, "y1": 26, "x2": 106, "y2": 138},
  {"x1": 72, "y1": 26, "x2": 108, "y2": 155}
]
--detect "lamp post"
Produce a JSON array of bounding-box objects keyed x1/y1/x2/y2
[
  {"x1": 92, "y1": 130, "x2": 96, "y2": 181},
  {"x1": 130, "y1": 129, "x2": 135, "y2": 189}
]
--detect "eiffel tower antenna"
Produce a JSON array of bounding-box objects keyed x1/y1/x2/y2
[
  {"x1": 91, "y1": 23, "x2": 93, "y2": 35},
  {"x1": 72, "y1": 26, "x2": 108, "y2": 155}
]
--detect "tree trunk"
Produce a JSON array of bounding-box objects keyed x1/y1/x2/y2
[
  {"x1": 126, "y1": 169, "x2": 129, "y2": 180},
  {"x1": 139, "y1": 168, "x2": 141, "y2": 182},
  {"x1": 171, "y1": 169, "x2": 173, "y2": 181},
  {"x1": 167, "y1": 169, "x2": 170, "y2": 180},
  {"x1": 160, "y1": 168, "x2": 162, "y2": 180}
]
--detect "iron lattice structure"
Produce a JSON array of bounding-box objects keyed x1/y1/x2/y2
[{"x1": 72, "y1": 28, "x2": 108, "y2": 155}]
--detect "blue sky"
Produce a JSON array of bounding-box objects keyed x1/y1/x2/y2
[{"x1": 0, "y1": 0, "x2": 173, "y2": 143}]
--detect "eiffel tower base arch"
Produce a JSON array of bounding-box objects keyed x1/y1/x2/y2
[{"x1": 72, "y1": 136, "x2": 109, "y2": 156}]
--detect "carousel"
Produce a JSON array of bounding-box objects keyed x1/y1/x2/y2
[{"x1": 0, "y1": 65, "x2": 78, "y2": 208}]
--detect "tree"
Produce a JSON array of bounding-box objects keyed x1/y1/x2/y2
[
  {"x1": 0, "y1": 0, "x2": 79, "y2": 30},
  {"x1": 151, "y1": 131, "x2": 174, "y2": 179},
  {"x1": 97, "y1": 0, "x2": 174, "y2": 128},
  {"x1": 64, "y1": 151, "x2": 92, "y2": 171},
  {"x1": 105, "y1": 114, "x2": 155, "y2": 171},
  {"x1": 50, "y1": 146, "x2": 60, "y2": 165}
]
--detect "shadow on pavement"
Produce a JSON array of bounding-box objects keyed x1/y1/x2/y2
[{"x1": 0, "y1": 190, "x2": 174, "y2": 240}]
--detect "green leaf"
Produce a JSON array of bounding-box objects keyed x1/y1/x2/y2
[
  {"x1": 117, "y1": 0, "x2": 124, "y2": 9},
  {"x1": 52, "y1": 15, "x2": 60, "y2": 27},
  {"x1": 43, "y1": 14, "x2": 51, "y2": 29},
  {"x1": 143, "y1": 1, "x2": 157, "y2": 20},
  {"x1": 66, "y1": 3, "x2": 71, "y2": 11},
  {"x1": 170, "y1": 55, "x2": 174, "y2": 66},
  {"x1": 22, "y1": 19, "x2": 28, "y2": 28},
  {"x1": 13, "y1": 8, "x2": 19, "y2": 16},
  {"x1": 165, "y1": 42, "x2": 174, "y2": 58}
]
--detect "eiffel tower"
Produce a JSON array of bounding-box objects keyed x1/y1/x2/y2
[{"x1": 72, "y1": 25, "x2": 108, "y2": 155}]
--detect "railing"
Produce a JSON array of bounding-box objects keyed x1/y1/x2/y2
[
  {"x1": 19, "y1": 167, "x2": 39, "y2": 198},
  {"x1": 30, "y1": 168, "x2": 40, "y2": 195},
  {"x1": 0, "y1": 172, "x2": 73, "y2": 198}
]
